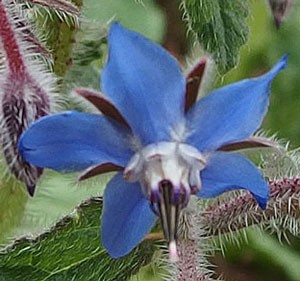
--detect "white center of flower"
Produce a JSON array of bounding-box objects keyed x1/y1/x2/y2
[
  {"x1": 124, "y1": 141, "x2": 206, "y2": 203},
  {"x1": 124, "y1": 142, "x2": 206, "y2": 261}
]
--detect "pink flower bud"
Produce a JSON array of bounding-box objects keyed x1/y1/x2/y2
[
  {"x1": 268, "y1": 0, "x2": 293, "y2": 28},
  {"x1": 0, "y1": 1, "x2": 55, "y2": 195}
]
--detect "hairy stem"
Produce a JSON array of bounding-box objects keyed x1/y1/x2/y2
[
  {"x1": 0, "y1": 1, "x2": 25, "y2": 74},
  {"x1": 202, "y1": 177, "x2": 300, "y2": 236},
  {"x1": 155, "y1": 0, "x2": 188, "y2": 62},
  {"x1": 167, "y1": 210, "x2": 216, "y2": 281}
]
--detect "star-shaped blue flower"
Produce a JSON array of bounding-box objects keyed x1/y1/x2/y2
[{"x1": 18, "y1": 22, "x2": 287, "y2": 260}]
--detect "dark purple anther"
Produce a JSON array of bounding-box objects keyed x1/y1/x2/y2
[
  {"x1": 179, "y1": 185, "x2": 191, "y2": 208},
  {"x1": 155, "y1": 180, "x2": 192, "y2": 246},
  {"x1": 149, "y1": 189, "x2": 161, "y2": 215},
  {"x1": 157, "y1": 180, "x2": 179, "y2": 244}
]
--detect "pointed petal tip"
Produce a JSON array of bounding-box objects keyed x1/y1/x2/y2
[
  {"x1": 198, "y1": 153, "x2": 270, "y2": 209},
  {"x1": 103, "y1": 245, "x2": 123, "y2": 259},
  {"x1": 103, "y1": 20, "x2": 185, "y2": 144},
  {"x1": 109, "y1": 21, "x2": 121, "y2": 29},
  {"x1": 278, "y1": 53, "x2": 288, "y2": 67},
  {"x1": 247, "y1": 176, "x2": 269, "y2": 209},
  {"x1": 259, "y1": 54, "x2": 288, "y2": 84},
  {"x1": 268, "y1": 54, "x2": 288, "y2": 78},
  {"x1": 254, "y1": 192, "x2": 269, "y2": 210},
  {"x1": 186, "y1": 55, "x2": 288, "y2": 152},
  {"x1": 108, "y1": 21, "x2": 127, "y2": 38}
]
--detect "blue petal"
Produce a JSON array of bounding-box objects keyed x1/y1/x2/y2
[
  {"x1": 186, "y1": 55, "x2": 287, "y2": 151},
  {"x1": 101, "y1": 22, "x2": 185, "y2": 144},
  {"x1": 198, "y1": 152, "x2": 269, "y2": 208},
  {"x1": 101, "y1": 173, "x2": 156, "y2": 258},
  {"x1": 18, "y1": 111, "x2": 133, "y2": 172}
]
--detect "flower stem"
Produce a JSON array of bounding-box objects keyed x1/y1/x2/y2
[
  {"x1": 202, "y1": 177, "x2": 300, "y2": 236},
  {"x1": 167, "y1": 210, "x2": 215, "y2": 280},
  {"x1": 0, "y1": 1, "x2": 25, "y2": 74}
]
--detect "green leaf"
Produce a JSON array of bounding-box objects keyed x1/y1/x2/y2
[
  {"x1": 0, "y1": 175, "x2": 28, "y2": 245},
  {"x1": 0, "y1": 197, "x2": 155, "y2": 281},
  {"x1": 183, "y1": 0, "x2": 250, "y2": 73},
  {"x1": 10, "y1": 171, "x2": 108, "y2": 240},
  {"x1": 84, "y1": 0, "x2": 165, "y2": 42},
  {"x1": 249, "y1": 230, "x2": 300, "y2": 281}
]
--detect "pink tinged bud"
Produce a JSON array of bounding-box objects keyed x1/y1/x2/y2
[
  {"x1": 0, "y1": 1, "x2": 54, "y2": 195},
  {"x1": 15, "y1": 19, "x2": 51, "y2": 60},
  {"x1": 268, "y1": 0, "x2": 293, "y2": 28}
]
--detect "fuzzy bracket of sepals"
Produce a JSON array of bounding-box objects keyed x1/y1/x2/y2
[
  {"x1": 182, "y1": 0, "x2": 249, "y2": 74},
  {"x1": 0, "y1": 198, "x2": 155, "y2": 281}
]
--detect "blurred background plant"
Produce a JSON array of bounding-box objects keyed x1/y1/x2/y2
[{"x1": 0, "y1": 0, "x2": 299, "y2": 280}]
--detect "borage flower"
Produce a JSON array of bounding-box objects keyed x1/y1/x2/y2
[{"x1": 18, "y1": 23, "x2": 287, "y2": 260}]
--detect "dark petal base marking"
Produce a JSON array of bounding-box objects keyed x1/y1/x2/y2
[
  {"x1": 75, "y1": 88, "x2": 130, "y2": 128},
  {"x1": 185, "y1": 58, "x2": 206, "y2": 112},
  {"x1": 78, "y1": 162, "x2": 124, "y2": 181},
  {"x1": 218, "y1": 137, "x2": 282, "y2": 152}
]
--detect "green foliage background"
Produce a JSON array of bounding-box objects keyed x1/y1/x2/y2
[
  {"x1": 224, "y1": 1, "x2": 300, "y2": 148},
  {"x1": 0, "y1": 1, "x2": 299, "y2": 281}
]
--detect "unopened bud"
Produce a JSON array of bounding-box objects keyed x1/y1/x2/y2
[
  {"x1": 0, "y1": 1, "x2": 55, "y2": 195},
  {"x1": 268, "y1": 0, "x2": 293, "y2": 28}
]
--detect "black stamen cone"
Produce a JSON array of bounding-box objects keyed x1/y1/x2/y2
[{"x1": 157, "y1": 180, "x2": 180, "y2": 244}]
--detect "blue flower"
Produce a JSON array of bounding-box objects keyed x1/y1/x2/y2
[{"x1": 18, "y1": 22, "x2": 287, "y2": 260}]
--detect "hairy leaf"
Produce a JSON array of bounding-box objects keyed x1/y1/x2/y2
[
  {"x1": 11, "y1": 171, "x2": 106, "y2": 238},
  {"x1": 0, "y1": 172, "x2": 28, "y2": 244},
  {"x1": 0, "y1": 198, "x2": 155, "y2": 281},
  {"x1": 183, "y1": 0, "x2": 249, "y2": 73}
]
